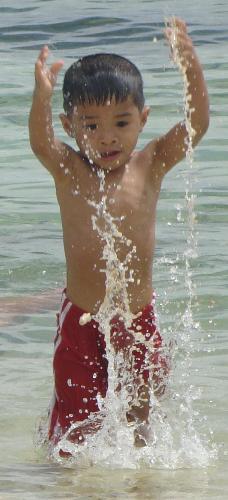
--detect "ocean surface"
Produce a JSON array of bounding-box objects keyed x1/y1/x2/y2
[{"x1": 0, "y1": 0, "x2": 228, "y2": 498}]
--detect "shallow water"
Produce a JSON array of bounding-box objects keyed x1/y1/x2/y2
[{"x1": 0, "y1": 0, "x2": 228, "y2": 497}]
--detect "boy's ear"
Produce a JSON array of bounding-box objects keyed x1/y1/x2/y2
[
  {"x1": 59, "y1": 113, "x2": 74, "y2": 137},
  {"x1": 140, "y1": 106, "x2": 150, "y2": 129}
]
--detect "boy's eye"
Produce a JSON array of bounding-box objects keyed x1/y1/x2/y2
[
  {"x1": 86, "y1": 124, "x2": 97, "y2": 131},
  {"x1": 117, "y1": 121, "x2": 128, "y2": 127}
]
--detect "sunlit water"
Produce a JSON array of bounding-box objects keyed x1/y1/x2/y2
[{"x1": 0, "y1": 0, "x2": 228, "y2": 498}]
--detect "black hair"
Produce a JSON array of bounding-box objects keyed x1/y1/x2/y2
[{"x1": 63, "y1": 53, "x2": 145, "y2": 114}]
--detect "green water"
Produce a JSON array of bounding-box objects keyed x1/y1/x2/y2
[{"x1": 0, "y1": 0, "x2": 228, "y2": 497}]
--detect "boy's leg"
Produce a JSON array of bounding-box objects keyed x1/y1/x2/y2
[
  {"x1": 129, "y1": 338, "x2": 170, "y2": 446},
  {"x1": 126, "y1": 382, "x2": 150, "y2": 447},
  {"x1": 111, "y1": 305, "x2": 170, "y2": 447},
  {"x1": 49, "y1": 298, "x2": 108, "y2": 448}
]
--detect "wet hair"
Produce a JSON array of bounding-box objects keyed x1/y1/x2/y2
[{"x1": 63, "y1": 53, "x2": 145, "y2": 114}]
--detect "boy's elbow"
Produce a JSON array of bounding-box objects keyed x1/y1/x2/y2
[
  {"x1": 202, "y1": 92, "x2": 210, "y2": 133},
  {"x1": 28, "y1": 118, "x2": 49, "y2": 159},
  {"x1": 29, "y1": 136, "x2": 50, "y2": 162},
  {"x1": 29, "y1": 137, "x2": 43, "y2": 156},
  {"x1": 194, "y1": 111, "x2": 210, "y2": 145},
  {"x1": 203, "y1": 107, "x2": 210, "y2": 133},
  {"x1": 200, "y1": 115, "x2": 209, "y2": 139},
  {"x1": 29, "y1": 124, "x2": 49, "y2": 157}
]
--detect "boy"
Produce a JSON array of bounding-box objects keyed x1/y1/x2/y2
[{"x1": 29, "y1": 18, "x2": 209, "y2": 451}]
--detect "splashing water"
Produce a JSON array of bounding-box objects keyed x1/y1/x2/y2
[
  {"x1": 41, "y1": 20, "x2": 218, "y2": 468},
  {"x1": 157, "y1": 17, "x2": 217, "y2": 466},
  {"x1": 168, "y1": 17, "x2": 198, "y2": 331}
]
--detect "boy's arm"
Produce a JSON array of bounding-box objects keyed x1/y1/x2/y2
[
  {"x1": 149, "y1": 18, "x2": 209, "y2": 179},
  {"x1": 29, "y1": 46, "x2": 74, "y2": 179}
]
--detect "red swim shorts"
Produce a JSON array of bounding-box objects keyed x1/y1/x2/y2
[{"x1": 48, "y1": 290, "x2": 169, "y2": 442}]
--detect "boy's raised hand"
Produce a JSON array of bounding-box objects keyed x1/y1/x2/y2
[
  {"x1": 164, "y1": 17, "x2": 195, "y2": 70},
  {"x1": 150, "y1": 16, "x2": 209, "y2": 178},
  {"x1": 30, "y1": 46, "x2": 69, "y2": 178},
  {"x1": 34, "y1": 46, "x2": 64, "y2": 97}
]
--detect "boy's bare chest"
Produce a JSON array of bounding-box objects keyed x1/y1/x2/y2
[
  {"x1": 59, "y1": 167, "x2": 155, "y2": 226},
  {"x1": 56, "y1": 161, "x2": 158, "y2": 262}
]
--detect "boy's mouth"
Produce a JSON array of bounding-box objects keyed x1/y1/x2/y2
[{"x1": 100, "y1": 150, "x2": 121, "y2": 160}]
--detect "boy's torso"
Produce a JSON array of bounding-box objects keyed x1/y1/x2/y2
[{"x1": 55, "y1": 146, "x2": 161, "y2": 314}]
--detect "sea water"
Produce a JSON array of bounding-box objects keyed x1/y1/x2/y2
[{"x1": 0, "y1": 0, "x2": 228, "y2": 498}]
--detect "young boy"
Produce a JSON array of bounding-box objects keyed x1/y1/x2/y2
[{"x1": 29, "y1": 18, "x2": 209, "y2": 450}]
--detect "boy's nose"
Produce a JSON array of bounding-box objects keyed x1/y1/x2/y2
[{"x1": 100, "y1": 130, "x2": 117, "y2": 146}]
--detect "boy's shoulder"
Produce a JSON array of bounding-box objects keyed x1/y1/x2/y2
[
  {"x1": 45, "y1": 140, "x2": 85, "y2": 184},
  {"x1": 137, "y1": 137, "x2": 162, "y2": 176}
]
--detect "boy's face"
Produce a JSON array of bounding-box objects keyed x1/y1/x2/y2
[{"x1": 61, "y1": 97, "x2": 149, "y2": 171}]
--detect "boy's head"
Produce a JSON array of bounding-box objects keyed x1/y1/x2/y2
[
  {"x1": 60, "y1": 53, "x2": 149, "y2": 171},
  {"x1": 63, "y1": 53, "x2": 145, "y2": 114}
]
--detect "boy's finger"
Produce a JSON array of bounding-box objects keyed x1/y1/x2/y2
[
  {"x1": 34, "y1": 58, "x2": 44, "y2": 81},
  {"x1": 38, "y1": 45, "x2": 49, "y2": 65},
  {"x1": 169, "y1": 17, "x2": 187, "y2": 32},
  {"x1": 50, "y1": 61, "x2": 64, "y2": 80},
  {"x1": 164, "y1": 27, "x2": 172, "y2": 39}
]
